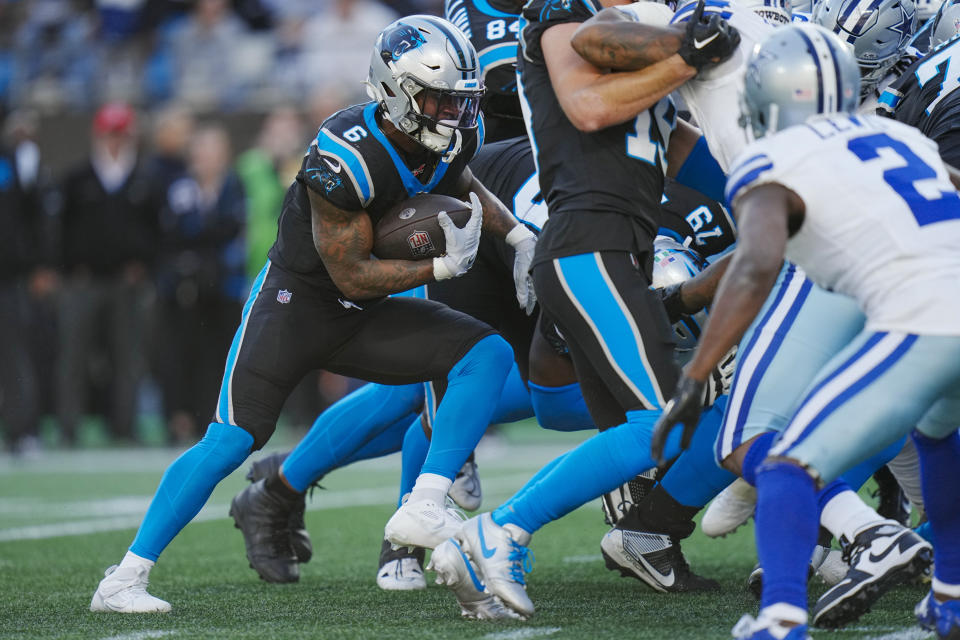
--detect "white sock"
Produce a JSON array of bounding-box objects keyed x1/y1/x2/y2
[
  {"x1": 759, "y1": 603, "x2": 808, "y2": 639},
  {"x1": 409, "y1": 473, "x2": 453, "y2": 506},
  {"x1": 119, "y1": 551, "x2": 154, "y2": 571},
  {"x1": 887, "y1": 439, "x2": 925, "y2": 518},
  {"x1": 820, "y1": 489, "x2": 886, "y2": 544},
  {"x1": 934, "y1": 578, "x2": 960, "y2": 599}
]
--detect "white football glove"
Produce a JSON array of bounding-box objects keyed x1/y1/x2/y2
[
  {"x1": 506, "y1": 223, "x2": 538, "y2": 314},
  {"x1": 433, "y1": 191, "x2": 483, "y2": 281}
]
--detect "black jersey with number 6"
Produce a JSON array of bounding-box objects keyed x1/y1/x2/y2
[
  {"x1": 519, "y1": 0, "x2": 676, "y2": 265},
  {"x1": 267, "y1": 102, "x2": 483, "y2": 293}
]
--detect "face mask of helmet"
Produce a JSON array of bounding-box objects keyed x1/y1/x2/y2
[{"x1": 403, "y1": 77, "x2": 482, "y2": 156}]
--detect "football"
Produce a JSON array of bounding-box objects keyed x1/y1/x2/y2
[{"x1": 372, "y1": 193, "x2": 472, "y2": 260}]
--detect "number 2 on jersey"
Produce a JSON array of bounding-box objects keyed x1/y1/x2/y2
[{"x1": 848, "y1": 132, "x2": 960, "y2": 228}]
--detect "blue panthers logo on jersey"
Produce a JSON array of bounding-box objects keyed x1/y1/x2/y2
[
  {"x1": 305, "y1": 165, "x2": 343, "y2": 194},
  {"x1": 539, "y1": 0, "x2": 575, "y2": 21},
  {"x1": 380, "y1": 22, "x2": 427, "y2": 63}
]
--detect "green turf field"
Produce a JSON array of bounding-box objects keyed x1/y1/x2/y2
[{"x1": 0, "y1": 425, "x2": 934, "y2": 639}]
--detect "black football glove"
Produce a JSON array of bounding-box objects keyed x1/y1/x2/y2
[
  {"x1": 677, "y1": 0, "x2": 741, "y2": 72},
  {"x1": 656, "y1": 282, "x2": 687, "y2": 324},
  {"x1": 651, "y1": 374, "x2": 706, "y2": 465}
]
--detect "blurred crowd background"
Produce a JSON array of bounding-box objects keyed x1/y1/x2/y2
[{"x1": 0, "y1": 0, "x2": 445, "y2": 454}]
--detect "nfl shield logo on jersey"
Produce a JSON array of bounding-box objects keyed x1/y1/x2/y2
[
  {"x1": 406, "y1": 230, "x2": 435, "y2": 258},
  {"x1": 276, "y1": 289, "x2": 292, "y2": 304}
]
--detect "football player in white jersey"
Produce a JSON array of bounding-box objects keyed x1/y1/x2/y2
[
  {"x1": 652, "y1": 23, "x2": 960, "y2": 640},
  {"x1": 576, "y1": 1, "x2": 932, "y2": 626}
]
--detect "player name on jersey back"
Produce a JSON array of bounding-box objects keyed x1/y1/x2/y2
[{"x1": 727, "y1": 113, "x2": 960, "y2": 336}]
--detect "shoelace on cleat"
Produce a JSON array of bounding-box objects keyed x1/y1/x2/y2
[{"x1": 507, "y1": 541, "x2": 534, "y2": 585}]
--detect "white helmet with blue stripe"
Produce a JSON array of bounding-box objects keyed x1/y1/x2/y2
[
  {"x1": 739, "y1": 23, "x2": 861, "y2": 139},
  {"x1": 930, "y1": 0, "x2": 960, "y2": 48},
  {"x1": 673, "y1": 0, "x2": 792, "y2": 25},
  {"x1": 652, "y1": 236, "x2": 709, "y2": 359},
  {"x1": 366, "y1": 15, "x2": 485, "y2": 159},
  {"x1": 812, "y1": 0, "x2": 917, "y2": 95}
]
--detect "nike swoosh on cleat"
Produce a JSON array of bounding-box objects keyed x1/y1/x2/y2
[
  {"x1": 478, "y1": 521, "x2": 497, "y2": 559},
  {"x1": 867, "y1": 532, "x2": 909, "y2": 564},
  {"x1": 693, "y1": 32, "x2": 720, "y2": 49},
  {"x1": 453, "y1": 540, "x2": 486, "y2": 592}
]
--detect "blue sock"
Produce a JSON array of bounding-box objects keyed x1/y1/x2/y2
[
  {"x1": 817, "y1": 478, "x2": 853, "y2": 514},
  {"x1": 492, "y1": 409, "x2": 680, "y2": 534},
  {"x1": 913, "y1": 430, "x2": 960, "y2": 584},
  {"x1": 399, "y1": 417, "x2": 430, "y2": 506},
  {"x1": 839, "y1": 435, "x2": 906, "y2": 491},
  {"x1": 660, "y1": 399, "x2": 736, "y2": 507},
  {"x1": 741, "y1": 430, "x2": 776, "y2": 487},
  {"x1": 674, "y1": 135, "x2": 727, "y2": 203},
  {"x1": 491, "y1": 363, "x2": 534, "y2": 424},
  {"x1": 130, "y1": 422, "x2": 252, "y2": 561},
  {"x1": 282, "y1": 383, "x2": 424, "y2": 492},
  {"x1": 337, "y1": 414, "x2": 409, "y2": 467},
  {"x1": 529, "y1": 381, "x2": 595, "y2": 431},
  {"x1": 755, "y1": 461, "x2": 817, "y2": 611},
  {"x1": 420, "y1": 335, "x2": 513, "y2": 479}
]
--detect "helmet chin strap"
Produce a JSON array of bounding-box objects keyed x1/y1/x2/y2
[{"x1": 441, "y1": 129, "x2": 462, "y2": 164}]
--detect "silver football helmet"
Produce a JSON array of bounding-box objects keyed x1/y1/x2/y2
[
  {"x1": 931, "y1": 0, "x2": 960, "y2": 48},
  {"x1": 813, "y1": 0, "x2": 917, "y2": 95},
  {"x1": 652, "y1": 236, "x2": 709, "y2": 361},
  {"x1": 366, "y1": 15, "x2": 484, "y2": 160},
  {"x1": 739, "y1": 23, "x2": 861, "y2": 139}
]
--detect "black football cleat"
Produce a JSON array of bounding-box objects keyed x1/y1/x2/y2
[
  {"x1": 230, "y1": 478, "x2": 301, "y2": 583},
  {"x1": 245, "y1": 451, "x2": 313, "y2": 564},
  {"x1": 600, "y1": 526, "x2": 720, "y2": 592},
  {"x1": 376, "y1": 538, "x2": 426, "y2": 590},
  {"x1": 812, "y1": 522, "x2": 933, "y2": 629}
]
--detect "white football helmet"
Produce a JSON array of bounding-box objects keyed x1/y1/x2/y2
[
  {"x1": 930, "y1": 0, "x2": 960, "y2": 48},
  {"x1": 652, "y1": 236, "x2": 709, "y2": 362},
  {"x1": 366, "y1": 15, "x2": 485, "y2": 160},
  {"x1": 740, "y1": 24, "x2": 861, "y2": 139},
  {"x1": 739, "y1": 0, "x2": 794, "y2": 25},
  {"x1": 813, "y1": 0, "x2": 917, "y2": 95}
]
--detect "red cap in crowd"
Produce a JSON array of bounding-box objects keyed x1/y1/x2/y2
[{"x1": 93, "y1": 102, "x2": 136, "y2": 135}]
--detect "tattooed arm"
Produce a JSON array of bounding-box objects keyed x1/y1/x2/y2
[
  {"x1": 447, "y1": 166, "x2": 520, "y2": 240},
  {"x1": 309, "y1": 189, "x2": 435, "y2": 300},
  {"x1": 571, "y1": 8, "x2": 685, "y2": 71},
  {"x1": 542, "y1": 22, "x2": 695, "y2": 132}
]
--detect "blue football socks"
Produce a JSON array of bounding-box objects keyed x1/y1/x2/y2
[
  {"x1": 130, "y1": 422, "x2": 252, "y2": 561},
  {"x1": 398, "y1": 417, "x2": 430, "y2": 506},
  {"x1": 913, "y1": 430, "x2": 960, "y2": 584},
  {"x1": 755, "y1": 460, "x2": 818, "y2": 611},
  {"x1": 492, "y1": 409, "x2": 680, "y2": 534},
  {"x1": 282, "y1": 382, "x2": 423, "y2": 492},
  {"x1": 528, "y1": 381, "x2": 594, "y2": 431},
  {"x1": 660, "y1": 399, "x2": 736, "y2": 507},
  {"x1": 419, "y1": 335, "x2": 513, "y2": 479}
]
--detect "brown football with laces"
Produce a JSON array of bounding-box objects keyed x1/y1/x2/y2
[{"x1": 372, "y1": 193, "x2": 472, "y2": 260}]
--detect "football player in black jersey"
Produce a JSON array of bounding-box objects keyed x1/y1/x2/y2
[
  {"x1": 878, "y1": 21, "x2": 960, "y2": 167},
  {"x1": 445, "y1": 0, "x2": 528, "y2": 142},
  {"x1": 90, "y1": 15, "x2": 542, "y2": 613},
  {"x1": 430, "y1": 0, "x2": 742, "y2": 619}
]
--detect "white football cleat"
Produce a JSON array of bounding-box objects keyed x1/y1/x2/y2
[
  {"x1": 377, "y1": 557, "x2": 427, "y2": 591},
  {"x1": 90, "y1": 564, "x2": 171, "y2": 613},
  {"x1": 455, "y1": 513, "x2": 535, "y2": 618},
  {"x1": 811, "y1": 546, "x2": 847, "y2": 586},
  {"x1": 384, "y1": 497, "x2": 466, "y2": 550},
  {"x1": 428, "y1": 538, "x2": 525, "y2": 620},
  {"x1": 702, "y1": 478, "x2": 757, "y2": 538},
  {"x1": 449, "y1": 458, "x2": 482, "y2": 511}
]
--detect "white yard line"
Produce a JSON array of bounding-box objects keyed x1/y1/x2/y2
[
  {"x1": 562, "y1": 554, "x2": 602, "y2": 564},
  {"x1": 483, "y1": 627, "x2": 562, "y2": 640},
  {"x1": 99, "y1": 631, "x2": 176, "y2": 640},
  {"x1": 0, "y1": 474, "x2": 539, "y2": 542},
  {"x1": 863, "y1": 628, "x2": 933, "y2": 640}
]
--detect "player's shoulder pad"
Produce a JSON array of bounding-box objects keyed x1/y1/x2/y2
[
  {"x1": 617, "y1": 2, "x2": 674, "y2": 26},
  {"x1": 308, "y1": 117, "x2": 376, "y2": 209},
  {"x1": 724, "y1": 138, "x2": 781, "y2": 207},
  {"x1": 524, "y1": 0, "x2": 597, "y2": 24}
]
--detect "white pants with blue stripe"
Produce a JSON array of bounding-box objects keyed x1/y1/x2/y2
[
  {"x1": 715, "y1": 262, "x2": 865, "y2": 462},
  {"x1": 772, "y1": 331, "x2": 960, "y2": 483}
]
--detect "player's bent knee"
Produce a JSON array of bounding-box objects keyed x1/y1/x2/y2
[
  {"x1": 453, "y1": 333, "x2": 514, "y2": 380},
  {"x1": 199, "y1": 422, "x2": 255, "y2": 472},
  {"x1": 529, "y1": 381, "x2": 593, "y2": 431}
]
